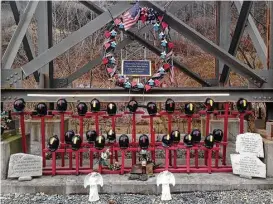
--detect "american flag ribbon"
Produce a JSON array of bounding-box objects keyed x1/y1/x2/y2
[{"x1": 122, "y1": 2, "x2": 141, "y2": 31}]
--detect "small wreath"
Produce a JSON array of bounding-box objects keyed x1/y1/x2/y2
[{"x1": 102, "y1": 3, "x2": 175, "y2": 92}]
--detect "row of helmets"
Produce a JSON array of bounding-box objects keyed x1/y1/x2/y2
[
  {"x1": 47, "y1": 128, "x2": 224, "y2": 152},
  {"x1": 13, "y1": 98, "x2": 249, "y2": 115}
]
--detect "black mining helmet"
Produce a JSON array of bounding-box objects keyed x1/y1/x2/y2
[
  {"x1": 162, "y1": 134, "x2": 173, "y2": 147},
  {"x1": 236, "y1": 98, "x2": 249, "y2": 113},
  {"x1": 204, "y1": 134, "x2": 214, "y2": 149},
  {"x1": 47, "y1": 135, "x2": 60, "y2": 152},
  {"x1": 107, "y1": 102, "x2": 117, "y2": 116},
  {"x1": 213, "y1": 129, "x2": 223, "y2": 143},
  {"x1": 127, "y1": 100, "x2": 138, "y2": 113},
  {"x1": 205, "y1": 98, "x2": 214, "y2": 112},
  {"x1": 13, "y1": 98, "x2": 25, "y2": 112},
  {"x1": 184, "y1": 103, "x2": 195, "y2": 116},
  {"x1": 65, "y1": 130, "x2": 75, "y2": 144},
  {"x1": 95, "y1": 135, "x2": 106, "y2": 150},
  {"x1": 56, "y1": 98, "x2": 68, "y2": 112},
  {"x1": 71, "y1": 135, "x2": 82, "y2": 151},
  {"x1": 171, "y1": 130, "x2": 180, "y2": 144},
  {"x1": 165, "y1": 98, "x2": 175, "y2": 113},
  {"x1": 77, "y1": 102, "x2": 88, "y2": 116},
  {"x1": 184, "y1": 134, "x2": 193, "y2": 147},
  {"x1": 90, "y1": 98, "x2": 100, "y2": 113},
  {"x1": 139, "y1": 134, "x2": 149, "y2": 149},
  {"x1": 36, "y1": 102, "x2": 48, "y2": 116},
  {"x1": 147, "y1": 102, "x2": 157, "y2": 116},
  {"x1": 191, "y1": 129, "x2": 201, "y2": 143},
  {"x1": 119, "y1": 134, "x2": 129, "y2": 149},
  {"x1": 86, "y1": 130, "x2": 97, "y2": 143}
]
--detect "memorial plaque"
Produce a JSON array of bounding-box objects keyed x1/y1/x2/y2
[
  {"x1": 231, "y1": 154, "x2": 266, "y2": 178},
  {"x1": 122, "y1": 60, "x2": 151, "y2": 76},
  {"x1": 236, "y1": 133, "x2": 264, "y2": 158},
  {"x1": 8, "y1": 153, "x2": 42, "y2": 178}
]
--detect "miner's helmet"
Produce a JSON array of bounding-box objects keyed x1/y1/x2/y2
[
  {"x1": 107, "y1": 102, "x2": 117, "y2": 116},
  {"x1": 139, "y1": 134, "x2": 149, "y2": 149},
  {"x1": 47, "y1": 135, "x2": 59, "y2": 152},
  {"x1": 65, "y1": 130, "x2": 75, "y2": 144},
  {"x1": 213, "y1": 129, "x2": 223, "y2": 143},
  {"x1": 90, "y1": 98, "x2": 100, "y2": 113},
  {"x1": 71, "y1": 135, "x2": 82, "y2": 151},
  {"x1": 36, "y1": 102, "x2": 48, "y2": 116},
  {"x1": 95, "y1": 135, "x2": 106, "y2": 150},
  {"x1": 77, "y1": 102, "x2": 88, "y2": 116},
  {"x1": 119, "y1": 134, "x2": 129, "y2": 149},
  {"x1": 86, "y1": 130, "x2": 97, "y2": 143},
  {"x1": 56, "y1": 98, "x2": 68, "y2": 112},
  {"x1": 165, "y1": 98, "x2": 175, "y2": 113},
  {"x1": 13, "y1": 98, "x2": 25, "y2": 112},
  {"x1": 171, "y1": 130, "x2": 181, "y2": 144},
  {"x1": 191, "y1": 129, "x2": 201, "y2": 143},
  {"x1": 184, "y1": 103, "x2": 195, "y2": 115},
  {"x1": 127, "y1": 100, "x2": 138, "y2": 113},
  {"x1": 183, "y1": 134, "x2": 193, "y2": 147},
  {"x1": 204, "y1": 134, "x2": 214, "y2": 149},
  {"x1": 162, "y1": 134, "x2": 173, "y2": 147},
  {"x1": 205, "y1": 98, "x2": 214, "y2": 112},
  {"x1": 107, "y1": 129, "x2": 116, "y2": 142},
  {"x1": 237, "y1": 98, "x2": 248, "y2": 113},
  {"x1": 147, "y1": 102, "x2": 157, "y2": 116}
]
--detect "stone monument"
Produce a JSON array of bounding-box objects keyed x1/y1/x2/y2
[
  {"x1": 231, "y1": 132, "x2": 266, "y2": 178},
  {"x1": 8, "y1": 153, "x2": 42, "y2": 180}
]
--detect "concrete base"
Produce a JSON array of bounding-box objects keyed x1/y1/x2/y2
[
  {"x1": 209, "y1": 119, "x2": 248, "y2": 142},
  {"x1": 1, "y1": 173, "x2": 273, "y2": 195},
  {"x1": 25, "y1": 118, "x2": 69, "y2": 143},
  {"x1": 266, "y1": 122, "x2": 273, "y2": 138},
  {"x1": 1, "y1": 132, "x2": 30, "y2": 179},
  {"x1": 263, "y1": 138, "x2": 273, "y2": 177}
]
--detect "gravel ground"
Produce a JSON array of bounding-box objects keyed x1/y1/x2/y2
[{"x1": 1, "y1": 190, "x2": 273, "y2": 204}]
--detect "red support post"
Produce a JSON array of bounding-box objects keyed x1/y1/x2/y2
[
  {"x1": 95, "y1": 113, "x2": 99, "y2": 134},
  {"x1": 132, "y1": 113, "x2": 136, "y2": 165},
  {"x1": 222, "y1": 103, "x2": 229, "y2": 165},
  {"x1": 60, "y1": 113, "x2": 65, "y2": 167},
  {"x1": 52, "y1": 152, "x2": 56, "y2": 176},
  {"x1": 41, "y1": 116, "x2": 46, "y2": 167},
  {"x1": 187, "y1": 116, "x2": 192, "y2": 134},
  {"x1": 19, "y1": 113, "x2": 27, "y2": 153},
  {"x1": 150, "y1": 116, "x2": 155, "y2": 162},
  {"x1": 90, "y1": 146, "x2": 93, "y2": 169},
  {"x1": 186, "y1": 148, "x2": 190, "y2": 173},
  {"x1": 165, "y1": 149, "x2": 169, "y2": 170},
  {"x1": 121, "y1": 150, "x2": 125, "y2": 174},
  {"x1": 239, "y1": 113, "x2": 245, "y2": 134},
  {"x1": 75, "y1": 151, "x2": 79, "y2": 175},
  {"x1": 215, "y1": 143, "x2": 219, "y2": 168},
  {"x1": 79, "y1": 116, "x2": 84, "y2": 167},
  {"x1": 208, "y1": 149, "x2": 212, "y2": 174}
]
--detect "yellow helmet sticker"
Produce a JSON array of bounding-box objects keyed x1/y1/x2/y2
[
  {"x1": 73, "y1": 137, "x2": 78, "y2": 144},
  {"x1": 190, "y1": 103, "x2": 193, "y2": 111},
  {"x1": 167, "y1": 134, "x2": 170, "y2": 140},
  {"x1": 109, "y1": 129, "x2": 112, "y2": 135},
  {"x1": 109, "y1": 104, "x2": 113, "y2": 109},
  {"x1": 210, "y1": 135, "x2": 213, "y2": 142},
  {"x1": 175, "y1": 131, "x2": 178, "y2": 137},
  {"x1": 210, "y1": 100, "x2": 213, "y2": 106},
  {"x1": 50, "y1": 137, "x2": 55, "y2": 145},
  {"x1": 93, "y1": 101, "x2": 96, "y2": 107},
  {"x1": 243, "y1": 100, "x2": 246, "y2": 107},
  {"x1": 99, "y1": 136, "x2": 102, "y2": 143},
  {"x1": 189, "y1": 135, "x2": 192, "y2": 140}
]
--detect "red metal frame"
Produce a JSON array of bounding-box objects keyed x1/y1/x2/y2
[{"x1": 12, "y1": 102, "x2": 253, "y2": 176}]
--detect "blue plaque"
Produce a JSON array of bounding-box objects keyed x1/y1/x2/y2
[{"x1": 122, "y1": 60, "x2": 151, "y2": 76}]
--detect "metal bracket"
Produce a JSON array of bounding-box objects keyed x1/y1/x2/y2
[
  {"x1": 1, "y1": 68, "x2": 23, "y2": 88},
  {"x1": 53, "y1": 79, "x2": 68, "y2": 88}
]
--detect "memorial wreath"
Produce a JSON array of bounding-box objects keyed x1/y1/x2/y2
[{"x1": 102, "y1": 2, "x2": 175, "y2": 92}]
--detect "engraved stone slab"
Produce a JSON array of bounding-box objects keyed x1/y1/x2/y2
[
  {"x1": 8, "y1": 153, "x2": 42, "y2": 178},
  {"x1": 236, "y1": 133, "x2": 264, "y2": 158},
  {"x1": 231, "y1": 154, "x2": 266, "y2": 178}
]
